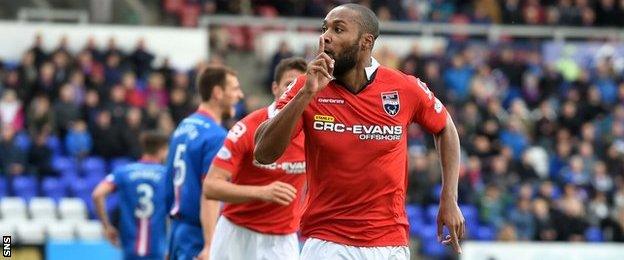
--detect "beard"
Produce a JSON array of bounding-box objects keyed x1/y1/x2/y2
[{"x1": 332, "y1": 40, "x2": 360, "y2": 77}]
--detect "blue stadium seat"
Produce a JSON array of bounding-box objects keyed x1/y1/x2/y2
[
  {"x1": 422, "y1": 239, "x2": 448, "y2": 258},
  {"x1": 42, "y1": 177, "x2": 67, "y2": 203},
  {"x1": 476, "y1": 225, "x2": 496, "y2": 241},
  {"x1": 427, "y1": 204, "x2": 439, "y2": 224},
  {"x1": 110, "y1": 157, "x2": 133, "y2": 171},
  {"x1": 52, "y1": 156, "x2": 78, "y2": 174},
  {"x1": 81, "y1": 157, "x2": 107, "y2": 175},
  {"x1": 432, "y1": 184, "x2": 442, "y2": 202},
  {"x1": 0, "y1": 177, "x2": 7, "y2": 198},
  {"x1": 406, "y1": 204, "x2": 423, "y2": 220},
  {"x1": 585, "y1": 226, "x2": 603, "y2": 242},
  {"x1": 47, "y1": 135, "x2": 63, "y2": 156},
  {"x1": 12, "y1": 176, "x2": 38, "y2": 201},
  {"x1": 460, "y1": 204, "x2": 479, "y2": 225},
  {"x1": 69, "y1": 178, "x2": 92, "y2": 199},
  {"x1": 14, "y1": 132, "x2": 31, "y2": 151}
]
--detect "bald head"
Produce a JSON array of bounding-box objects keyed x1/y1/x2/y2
[{"x1": 338, "y1": 3, "x2": 379, "y2": 40}]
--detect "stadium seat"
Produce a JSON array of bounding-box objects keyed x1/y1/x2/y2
[
  {"x1": 110, "y1": 157, "x2": 133, "y2": 171},
  {"x1": 426, "y1": 204, "x2": 439, "y2": 224},
  {"x1": 70, "y1": 178, "x2": 93, "y2": 200},
  {"x1": 421, "y1": 239, "x2": 447, "y2": 258},
  {"x1": 29, "y1": 197, "x2": 57, "y2": 220},
  {"x1": 0, "y1": 177, "x2": 7, "y2": 198},
  {"x1": 59, "y1": 198, "x2": 87, "y2": 221},
  {"x1": 406, "y1": 204, "x2": 423, "y2": 220},
  {"x1": 47, "y1": 135, "x2": 63, "y2": 155},
  {"x1": 0, "y1": 219, "x2": 21, "y2": 238},
  {"x1": 14, "y1": 132, "x2": 31, "y2": 151},
  {"x1": 16, "y1": 221, "x2": 46, "y2": 244},
  {"x1": 460, "y1": 204, "x2": 479, "y2": 225},
  {"x1": 81, "y1": 156, "x2": 107, "y2": 175},
  {"x1": 47, "y1": 221, "x2": 75, "y2": 241},
  {"x1": 42, "y1": 177, "x2": 67, "y2": 203},
  {"x1": 52, "y1": 156, "x2": 78, "y2": 174},
  {"x1": 0, "y1": 197, "x2": 28, "y2": 220},
  {"x1": 12, "y1": 176, "x2": 38, "y2": 201},
  {"x1": 585, "y1": 226, "x2": 603, "y2": 242},
  {"x1": 476, "y1": 225, "x2": 496, "y2": 241},
  {"x1": 76, "y1": 220, "x2": 103, "y2": 240}
]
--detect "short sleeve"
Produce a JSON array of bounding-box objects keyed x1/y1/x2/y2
[
  {"x1": 409, "y1": 77, "x2": 448, "y2": 134},
  {"x1": 201, "y1": 133, "x2": 226, "y2": 179},
  {"x1": 275, "y1": 75, "x2": 306, "y2": 137},
  {"x1": 103, "y1": 172, "x2": 119, "y2": 190},
  {"x1": 211, "y1": 120, "x2": 251, "y2": 178}
]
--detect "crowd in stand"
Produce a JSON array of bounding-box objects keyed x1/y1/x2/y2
[
  {"x1": 2, "y1": 31, "x2": 624, "y2": 246},
  {"x1": 165, "y1": 0, "x2": 624, "y2": 27}
]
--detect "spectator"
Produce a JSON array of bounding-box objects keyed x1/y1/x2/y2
[
  {"x1": 90, "y1": 110, "x2": 125, "y2": 159},
  {"x1": 34, "y1": 62, "x2": 57, "y2": 99},
  {"x1": 68, "y1": 71, "x2": 87, "y2": 105},
  {"x1": 156, "y1": 57, "x2": 175, "y2": 90},
  {"x1": 130, "y1": 38, "x2": 155, "y2": 79},
  {"x1": 601, "y1": 207, "x2": 624, "y2": 242},
  {"x1": 555, "y1": 197, "x2": 588, "y2": 241},
  {"x1": 0, "y1": 126, "x2": 27, "y2": 177},
  {"x1": 29, "y1": 33, "x2": 47, "y2": 68},
  {"x1": 65, "y1": 120, "x2": 93, "y2": 158},
  {"x1": 122, "y1": 72, "x2": 145, "y2": 108},
  {"x1": 266, "y1": 41, "x2": 293, "y2": 88},
  {"x1": 497, "y1": 223, "x2": 519, "y2": 241},
  {"x1": 533, "y1": 198, "x2": 558, "y2": 241},
  {"x1": 146, "y1": 72, "x2": 169, "y2": 109},
  {"x1": 444, "y1": 53, "x2": 474, "y2": 103},
  {"x1": 26, "y1": 95, "x2": 55, "y2": 136},
  {"x1": 82, "y1": 89, "x2": 102, "y2": 127},
  {"x1": 53, "y1": 84, "x2": 81, "y2": 138},
  {"x1": 169, "y1": 87, "x2": 193, "y2": 125},
  {"x1": 104, "y1": 53, "x2": 124, "y2": 87},
  {"x1": 105, "y1": 84, "x2": 129, "y2": 126},
  {"x1": 588, "y1": 192, "x2": 610, "y2": 226},
  {"x1": 28, "y1": 128, "x2": 56, "y2": 178},
  {"x1": 0, "y1": 89, "x2": 24, "y2": 132},
  {"x1": 479, "y1": 185, "x2": 507, "y2": 228},
  {"x1": 501, "y1": 0, "x2": 523, "y2": 24},
  {"x1": 120, "y1": 108, "x2": 143, "y2": 159}
]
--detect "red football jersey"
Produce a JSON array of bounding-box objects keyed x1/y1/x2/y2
[
  {"x1": 212, "y1": 104, "x2": 306, "y2": 234},
  {"x1": 277, "y1": 64, "x2": 448, "y2": 246}
]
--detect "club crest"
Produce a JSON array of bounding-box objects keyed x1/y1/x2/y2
[{"x1": 381, "y1": 91, "x2": 400, "y2": 116}]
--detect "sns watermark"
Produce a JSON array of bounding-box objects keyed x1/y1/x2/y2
[{"x1": 2, "y1": 236, "x2": 10, "y2": 257}]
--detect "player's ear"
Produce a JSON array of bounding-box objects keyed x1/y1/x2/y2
[
  {"x1": 361, "y1": 33, "x2": 374, "y2": 51},
  {"x1": 271, "y1": 81, "x2": 279, "y2": 96},
  {"x1": 212, "y1": 85, "x2": 224, "y2": 100}
]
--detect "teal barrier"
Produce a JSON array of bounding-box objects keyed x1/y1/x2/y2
[{"x1": 46, "y1": 240, "x2": 122, "y2": 260}]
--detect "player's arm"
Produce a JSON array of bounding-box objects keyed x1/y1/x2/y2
[
  {"x1": 203, "y1": 165, "x2": 297, "y2": 204},
  {"x1": 199, "y1": 192, "x2": 219, "y2": 260},
  {"x1": 254, "y1": 36, "x2": 333, "y2": 164},
  {"x1": 434, "y1": 113, "x2": 465, "y2": 254},
  {"x1": 91, "y1": 180, "x2": 119, "y2": 247}
]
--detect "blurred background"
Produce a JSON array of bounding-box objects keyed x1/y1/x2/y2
[{"x1": 0, "y1": 0, "x2": 623, "y2": 259}]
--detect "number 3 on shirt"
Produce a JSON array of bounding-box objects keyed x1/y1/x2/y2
[
  {"x1": 173, "y1": 144, "x2": 187, "y2": 187},
  {"x1": 135, "y1": 183, "x2": 154, "y2": 218}
]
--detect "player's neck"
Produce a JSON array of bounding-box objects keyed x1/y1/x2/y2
[
  {"x1": 197, "y1": 102, "x2": 222, "y2": 125},
  {"x1": 335, "y1": 56, "x2": 372, "y2": 93},
  {"x1": 140, "y1": 155, "x2": 160, "y2": 163}
]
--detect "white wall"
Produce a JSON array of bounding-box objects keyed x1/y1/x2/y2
[
  {"x1": 0, "y1": 22, "x2": 207, "y2": 70},
  {"x1": 462, "y1": 242, "x2": 624, "y2": 260}
]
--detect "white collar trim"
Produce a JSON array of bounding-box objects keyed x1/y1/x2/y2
[
  {"x1": 365, "y1": 57, "x2": 380, "y2": 80},
  {"x1": 268, "y1": 102, "x2": 278, "y2": 119}
]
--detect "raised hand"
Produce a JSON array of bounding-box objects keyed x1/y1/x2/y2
[{"x1": 303, "y1": 36, "x2": 334, "y2": 95}]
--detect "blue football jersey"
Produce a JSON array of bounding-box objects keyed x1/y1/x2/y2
[
  {"x1": 105, "y1": 161, "x2": 167, "y2": 259},
  {"x1": 165, "y1": 111, "x2": 226, "y2": 225}
]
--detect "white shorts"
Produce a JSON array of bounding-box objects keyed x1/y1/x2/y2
[
  {"x1": 300, "y1": 238, "x2": 410, "y2": 260},
  {"x1": 209, "y1": 216, "x2": 300, "y2": 260}
]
